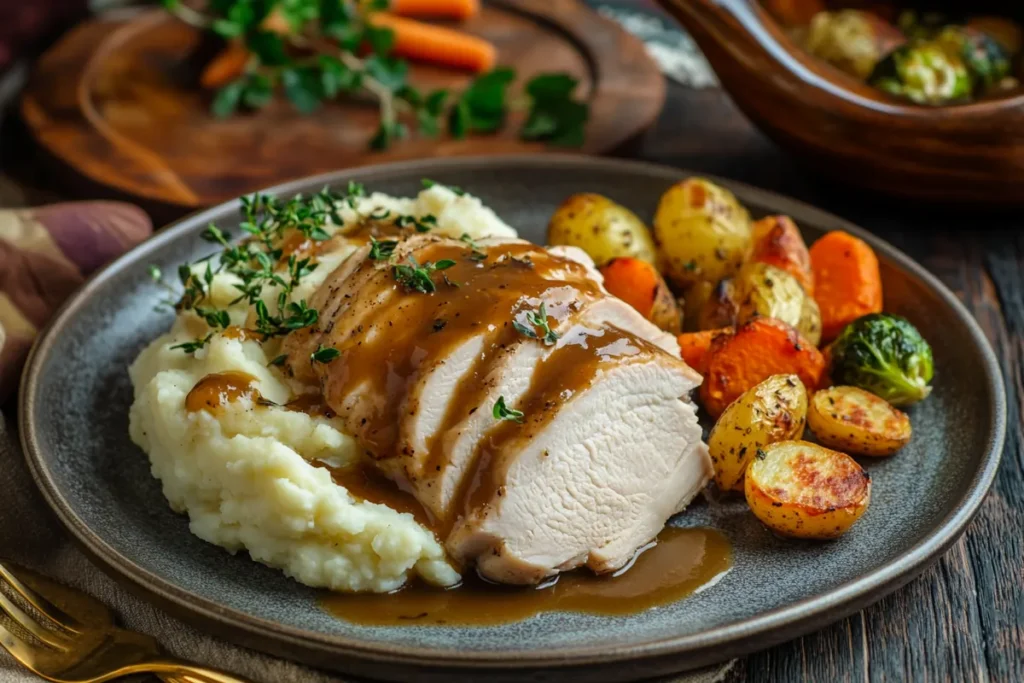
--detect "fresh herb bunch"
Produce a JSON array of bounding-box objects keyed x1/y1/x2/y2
[
  {"x1": 162, "y1": 0, "x2": 589, "y2": 149},
  {"x1": 152, "y1": 182, "x2": 368, "y2": 354}
]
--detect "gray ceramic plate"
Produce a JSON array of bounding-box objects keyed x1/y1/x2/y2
[{"x1": 20, "y1": 156, "x2": 1005, "y2": 682}]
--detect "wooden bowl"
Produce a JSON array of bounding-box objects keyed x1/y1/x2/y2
[{"x1": 654, "y1": 0, "x2": 1024, "y2": 205}]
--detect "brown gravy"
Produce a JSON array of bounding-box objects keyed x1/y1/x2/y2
[
  {"x1": 320, "y1": 526, "x2": 731, "y2": 626},
  {"x1": 309, "y1": 237, "x2": 655, "y2": 532},
  {"x1": 184, "y1": 371, "x2": 261, "y2": 413},
  {"x1": 324, "y1": 463, "x2": 434, "y2": 528}
]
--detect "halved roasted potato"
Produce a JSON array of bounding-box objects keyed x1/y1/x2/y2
[
  {"x1": 654, "y1": 178, "x2": 752, "y2": 288},
  {"x1": 547, "y1": 193, "x2": 657, "y2": 266},
  {"x1": 734, "y1": 263, "x2": 822, "y2": 346},
  {"x1": 745, "y1": 440, "x2": 871, "y2": 539},
  {"x1": 808, "y1": 386, "x2": 911, "y2": 456},
  {"x1": 707, "y1": 374, "x2": 808, "y2": 492}
]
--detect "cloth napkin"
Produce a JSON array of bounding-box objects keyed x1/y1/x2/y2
[{"x1": 0, "y1": 203, "x2": 736, "y2": 682}]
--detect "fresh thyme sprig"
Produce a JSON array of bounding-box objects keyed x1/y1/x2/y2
[
  {"x1": 493, "y1": 395, "x2": 524, "y2": 423},
  {"x1": 158, "y1": 185, "x2": 366, "y2": 354},
  {"x1": 459, "y1": 233, "x2": 487, "y2": 261},
  {"x1": 368, "y1": 236, "x2": 398, "y2": 261},
  {"x1": 312, "y1": 345, "x2": 341, "y2": 363},
  {"x1": 392, "y1": 257, "x2": 457, "y2": 293},
  {"x1": 513, "y1": 302, "x2": 559, "y2": 345}
]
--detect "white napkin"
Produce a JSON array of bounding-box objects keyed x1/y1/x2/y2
[{"x1": 0, "y1": 413, "x2": 735, "y2": 683}]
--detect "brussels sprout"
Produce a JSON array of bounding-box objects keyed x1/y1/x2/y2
[
  {"x1": 804, "y1": 10, "x2": 905, "y2": 80},
  {"x1": 869, "y1": 40, "x2": 972, "y2": 105},
  {"x1": 829, "y1": 313, "x2": 934, "y2": 407},
  {"x1": 936, "y1": 26, "x2": 1012, "y2": 91}
]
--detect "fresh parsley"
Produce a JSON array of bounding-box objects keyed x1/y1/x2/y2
[
  {"x1": 493, "y1": 396, "x2": 524, "y2": 423},
  {"x1": 163, "y1": 1, "x2": 588, "y2": 150}
]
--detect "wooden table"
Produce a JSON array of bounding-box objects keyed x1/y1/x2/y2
[{"x1": 2, "y1": 70, "x2": 1020, "y2": 682}]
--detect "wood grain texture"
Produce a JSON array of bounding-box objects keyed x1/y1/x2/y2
[
  {"x1": 653, "y1": 0, "x2": 1024, "y2": 206},
  {"x1": 19, "y1": 0, "x2": 664, "y2": 211}
]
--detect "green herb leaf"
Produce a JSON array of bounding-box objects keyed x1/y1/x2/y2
[
  {"x1": 423, "y1": 178, "x2": 466, "y2": 196},
  {"x1": 516, "y1": 301, "x2": 559, "y2": 345},
  {"x1": 282, "y1": 67, "x2": 324, "y2": 114},
  {"x1": 450, "y1": 68, "x2": 515, "y2": 136},
  {"x1": 364, "y1": 55, "x2": 408, "y2": 91},
  {"x1": 148, "y1": 265, "x2": 162, "y2": 282},
  {"x1": 171, "y1": 333, "x2": 214, "y2": 354},
  {"x1": 365, "y1": 25, "x2": 395, "y2": 56},
  {"x1": 369, "y1": 119, "x2": 408, "y2": 150},
  {"x1": 212, "y1": 79, "x2": 246, "y2": 118},
  {"x1": 241, "y1": 74, "x2": 274, "y2": 109},
  {"x1": 246, "y1": 30, "x2": 289, "y2": 66},
  {"x1": 369, "y1": 236, "x2": 398, "y2": 261},
  {"x1": 269, "y1": 354, "x2": 288, "y2": 367},
  {"x1": 312, "y1": 345, "x2": 341, "y2": 363},
  {"x1": 520, "y1": 73, "x2": 588, "y2": 147},
  {"x1": 493, "y1": 395, "x2": 524, "y2": 423}
]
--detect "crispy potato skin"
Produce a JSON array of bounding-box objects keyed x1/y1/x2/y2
[
  {"x1": 751, "y1": 215, "x2": 815, "y2": 295},
  {"x1": 745, "y1": 440, "x2": 871, "y2": 539},
  {"x1": 547, "y1": 193, "x2": 657, "y2": 266},
  {"x1": 698, "y1": 278, "x2": 739, "y2": 331},
  {"x1": 734, "y1": 263, "x2": 822, "y2": 346},
  {"x1": 708, "y1": 374, "x2": 808, "y2": 492},
  {"x1": 808, "y1": 386, "x2": 911, "y2": 456},
  {"x1": 654, "y1": 178, "x2": 752, "y2": 288}
]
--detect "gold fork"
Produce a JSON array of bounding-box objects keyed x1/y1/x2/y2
[{"x1": 0, "y1": 561, "x2": 248, "y2": 683}]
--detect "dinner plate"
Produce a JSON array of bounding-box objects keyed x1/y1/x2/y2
[{"x1": 20, "y1": 156, "x2": 1005, "y2": 682}]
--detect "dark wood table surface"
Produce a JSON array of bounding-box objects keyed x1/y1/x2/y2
[{"x1": 2, "y1": 69, "x2": 1021, "y2": 681}]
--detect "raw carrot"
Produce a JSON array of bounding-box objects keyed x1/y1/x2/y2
[
  {"x1": 600, "y1": 257, "x2": 661, "y2": 318},
  {"x1": 388, "y1": 0, "x2": 480, "y2": 20},
  {"x1": 809, "y1": 231, "x2": 883, "y2": 341},
  {"x1": 201, "y1": 41, "x2": 250, "y2": 90},
  {"x1": 368, "y1": 13, "x2": 496, "y2": 72},
  {"x1": 751, "y1": 215, "x2": 814, "y2": 296},
  {"x1": 700, "y1": 318, "x2": 825, "y2": 418},
  {"x1": 677, "y1": 328, "x2": 729, "y2": 375}
]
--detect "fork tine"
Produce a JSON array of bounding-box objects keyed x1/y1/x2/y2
[
  {"x1": 0, "y1": 612, "x2": 62, "y2": 673},
  {"x1": 0, "y1": 563, "x2": 80, "y2": 633},
  {"x1": 0, "y1": 589, "x2": 71, "y2": 651}
]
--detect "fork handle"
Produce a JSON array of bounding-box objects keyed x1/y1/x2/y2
[{"x1": 108, "y1": 657, "x2": 249, "y2": 683}]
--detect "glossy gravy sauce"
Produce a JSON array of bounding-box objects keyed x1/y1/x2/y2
[
  {"x1": 308, "y1": 237, "x2": 656, "y2": 533},
  {"x1": 320, "y1": 526, "x2": 732, "y2": 626}
]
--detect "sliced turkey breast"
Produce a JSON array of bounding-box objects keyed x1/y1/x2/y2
[{"x1": 289, "y1": 233, "x2": 711, "y2": 585}]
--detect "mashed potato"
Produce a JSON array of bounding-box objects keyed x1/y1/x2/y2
[{"x1": 129, "y1": 184, "x2": 516, "y2": 592}]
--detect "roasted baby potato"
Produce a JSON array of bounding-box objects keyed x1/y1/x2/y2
[
  {"x1": 804, "y1": 9, "x2": 905, "y2": 80},
  {"x1": 682, "y1": 281, "x2": 714, "y2": 332},
  {"x1": 708, "y1": 374, "x2": 808, "y2": 492},
  {"x1": 750, "y1": 215, "x2": 814, "y2": 295},
  {"x1": 548, "y1": 193, "x2": 657, "y2": 267},
  {"x1": 734, "y1": 263, "x2": 822, "y2": 346},
  {"x1": 654, "y1": 178, "x2": 752, "y2": 288},
  {"x1": 808, "y1": 386, "x2": 911, "y2": 456},
  {"x1": 698, "y1": 278, "x2": 739, "y2": 331},
  {"x1": 600, "y1": 257, "x2": 681, "y2": 333},
  {"x1": 745, "y1": 440, "x2": 871, "y2": 539}
]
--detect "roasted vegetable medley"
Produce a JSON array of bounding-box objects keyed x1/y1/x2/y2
[
  {"x1": 547, "y1": 177, "x2": 935, "y2": 541},
  {"x1": 767, "y1": 1, "x2": 1023, "y2": 105}
]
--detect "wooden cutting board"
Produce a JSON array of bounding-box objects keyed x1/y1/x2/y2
[{"x1": 21, "y1": 0, "x2": 665, "y2": 212}]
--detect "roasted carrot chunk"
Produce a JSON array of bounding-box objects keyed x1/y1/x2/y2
[
  {"x1": 809, "y1": 231, "x2": 883, "y2": 341},
  {"x1": 389, "y1": 0, "x2": 480, "y2": 19},
  {"x1": 677, "y1": 328, "x2": 729, "y2": 375},
  {"x1": 700, "y1": 318, "x2": 825, "y2": 418}
]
